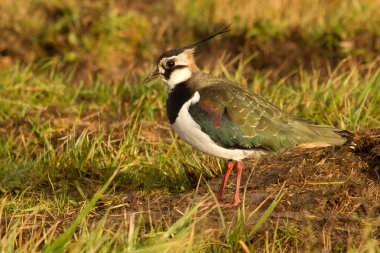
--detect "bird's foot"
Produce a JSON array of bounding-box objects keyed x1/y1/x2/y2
[
  {"x1": 218, "y1": 202, "x2": 240, "y2": 207},
  {"x1": 202, "y1": 200, "x2": 240, "y2": 207},
  {"x1": 202, "y1": 200, "x2": 219, "y2": 206}
]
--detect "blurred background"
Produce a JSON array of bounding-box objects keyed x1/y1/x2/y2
[{"x1": 1, "y1": 0, "x2": 380, "y2": 82}]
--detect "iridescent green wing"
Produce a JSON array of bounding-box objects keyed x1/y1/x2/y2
[{"x1": 189, "y1": 82, "x2": 346, "y2": 152}]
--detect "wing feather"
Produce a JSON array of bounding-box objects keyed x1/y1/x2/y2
[{"x1": 188, "y1": 79, "x2": 347, "y2": 152}]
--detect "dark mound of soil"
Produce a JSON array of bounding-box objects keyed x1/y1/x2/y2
[
  {"x1": 195, "y1": 128, "x2": 380, "y2": 249},
  {"x1": 117, "y1": 128, "x2": 379, "y2": 250}
]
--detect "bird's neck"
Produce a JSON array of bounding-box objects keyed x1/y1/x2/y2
[{"x1": 166, "y1": 80, "x2": 196, "y2": 124}]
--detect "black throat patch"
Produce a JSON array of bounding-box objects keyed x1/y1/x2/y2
[{"x1": 166, "y1": 82, "x2": 195, "y2": 124}]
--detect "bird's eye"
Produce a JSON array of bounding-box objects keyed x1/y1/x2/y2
[{"x1": 165, "y1": 60, "x2": 175, "y2": 69}]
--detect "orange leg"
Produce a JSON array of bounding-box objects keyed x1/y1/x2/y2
[
  {"x1": 219, "y1": 160, "x2": 242, "y2": 207},
  {"x1": 216, "y1": 160, "x2": 235, "y2": 200},
  {"x1": 204, "y1": 160, "x2": 243, "y2": 207},
  {"x1": 204, "y1": 160, "x2": 234, "y2": 206}
]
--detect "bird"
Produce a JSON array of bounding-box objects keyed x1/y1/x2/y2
[{"x1": 144, "y1": 25, "x2": 352, "y2": 207}]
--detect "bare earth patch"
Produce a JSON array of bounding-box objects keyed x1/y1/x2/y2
[{"x1": 104, "y1": 128, "x2": 380, "y2": 250}]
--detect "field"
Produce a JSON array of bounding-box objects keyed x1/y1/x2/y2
[{"x1": 0, "y1": 0, "x2": 380, "y2": 252}]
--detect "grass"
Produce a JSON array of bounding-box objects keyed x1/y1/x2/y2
[
  {"x1": 1, "y1": 0, "x2": 380, "y2": 252},
  {"x1": 1, "y1": 58, "x2": 378, "y2": 252}
]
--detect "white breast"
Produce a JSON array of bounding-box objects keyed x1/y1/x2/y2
[{"x1": 172, "y1": 92, "x2": 267, "y2": 160}]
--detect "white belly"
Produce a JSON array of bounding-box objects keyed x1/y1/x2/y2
[{"x1": 172, "y1": 92, "x2": 267, "y2": 160}]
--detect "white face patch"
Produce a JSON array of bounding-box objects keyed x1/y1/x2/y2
[
  {"x1": 158, "y1": 65, "x2": 164, "y2": 75},
  {"x1": 166, "y1": 68, "x2": 192, "y2": 90}
]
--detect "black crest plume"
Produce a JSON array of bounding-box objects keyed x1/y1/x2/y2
[
  {"x1": 157, "y1": 24, "x2": 231, "y2": 62},
  {"x1": 183, "y1": 24, "x2": 231, "y2": 50}
]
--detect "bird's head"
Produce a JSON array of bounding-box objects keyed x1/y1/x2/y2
[
  {"x1": 148, "y1": 48, "x2": 199, "y2": 90},
  {"x1": 144, "y1": 25, "x2": 230, "y2": 91}
]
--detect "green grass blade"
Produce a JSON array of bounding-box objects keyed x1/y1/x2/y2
[
  {"x1": 43, "y1": 168, "x2": 120, "y2": 253},
  {"x1": 249, "y1": 185, "x2": 285, "y2": 237}
]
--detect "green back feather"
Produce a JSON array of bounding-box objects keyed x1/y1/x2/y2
[{"x1": 188, "y1": 74, "x2": 348, "y2": 152}]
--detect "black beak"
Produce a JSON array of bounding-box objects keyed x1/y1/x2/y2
[{"x1": 143, "y1": 69, "x2": 160, "y2": 83}]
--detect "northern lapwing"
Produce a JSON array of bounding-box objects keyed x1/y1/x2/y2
[{"x1": 144, "y1": 25, "x2": 352, "y2": 207}]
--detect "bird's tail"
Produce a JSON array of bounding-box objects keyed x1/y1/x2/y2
[
  {"x1": 336, "y1": 129, "x2": 355, "y2": 143},
  {"x1": 336, "y1": 129, "x2": 356, "y2": 149},
  {"x1": 306, "y1": 124, "x2": 355, "y2": 147}
]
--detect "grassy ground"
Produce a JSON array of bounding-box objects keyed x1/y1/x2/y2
[{"x1": 0, "y1": 0, "x2": 380, "y2": 252}]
